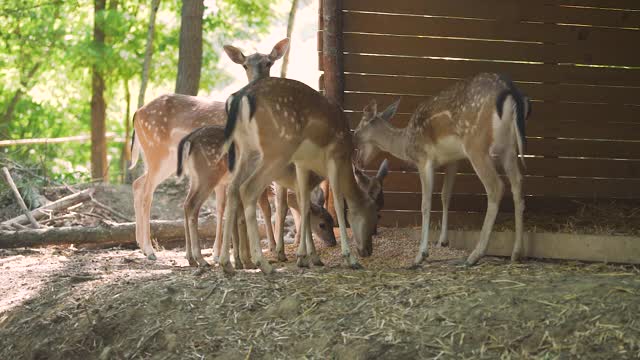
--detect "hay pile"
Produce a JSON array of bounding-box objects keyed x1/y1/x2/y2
[{"x1": 1, "y1": 228, "x2": 639, "y2": 359}]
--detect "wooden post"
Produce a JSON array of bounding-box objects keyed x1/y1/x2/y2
[{"x1": 321, "y1": 0, "x2": 343, "y2": 222}]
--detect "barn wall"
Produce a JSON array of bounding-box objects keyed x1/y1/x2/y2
[{"x1": 319, "y1": 0, "x2": 640, "y2": 227}]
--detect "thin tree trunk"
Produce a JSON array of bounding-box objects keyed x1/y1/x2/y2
[
  {"x1": 175, "y1": 0, "x2": 204, "y2": 95},
  {"x1": 1, "y1": 62, "x2": 42, "y2": 126},
  {"x1": 280, "y1": 0, "x2": 299, "y2": 78},
  {"x1": 91, "y1": 0, "x2": 108, "y2": 182},
  {"x1": 138, "y1": 0, "x2": 161, "y2": 109},
  {"x1": 121, "y1": 79, "x2": 131, "y2": 183}
]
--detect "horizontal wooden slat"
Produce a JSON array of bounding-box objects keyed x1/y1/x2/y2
[
  {"x1": 343, "y1": 11, "x2": 640, "y2": 46},
  {"x1": 343, "y1": 96, "x2": 640, "y2": 140},
  {"x1": 344, "y1": 74, "x2": 640, "y2": 105},
  {"x1": 343, "y1": 0, "x2": 640, "y2": 28},
  {"x1": 378, "y1": 210, "x2": 512, "y2": 228},
  {"x1": 368, "y1": 141, "x2": 640, "y2": 165},
  {"x1": 343, "y1": 33, "x2": 640, "y2": 67},
  {"x1": 376, "y1": 171, "x2": 640, "y2": 198},
  {"x1": 382, "y1": 192, "x2": 640, "y2": 213},
  {"x1": 365, "y1": 154, "x2": 640, "y2": 179},
  {"x1": 343, "y1": 54, "x2": 640, "y2": 87}
]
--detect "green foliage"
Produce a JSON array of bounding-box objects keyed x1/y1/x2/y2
[{"x1": 0, "y1": 0, "x2": 283, "y2": 184}]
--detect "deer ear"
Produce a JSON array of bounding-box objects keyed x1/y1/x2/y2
[
  {"x1": 376, "y1": 159, "x2": 389, "y2": 182},
  {"x1": 269, "y1": 38, "x2": 290, "y2": 61},
  {"x1": 313, "y1": 187, "x2": 325, "y2": 207},
  {"x1": 362, "y1": 99, "x2": 377, "y2": 117},
  {"x1": 354, "y1": 167, "x2": 369, "y2": 185},
  {"x1": 223, "y1": 45, "x2": 246, "y2": 64},
  {"x1": 380, "y1": 98, "x2": 401, "y2": 122}
]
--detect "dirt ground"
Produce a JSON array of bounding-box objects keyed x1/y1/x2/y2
[{"x1": 1, "y1": 227, "x2": 639, "y2": 360}]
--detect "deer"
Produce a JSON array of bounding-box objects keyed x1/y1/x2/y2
[
  {"x1": 354, "y1": 73, "x2": 531, "y2": 267},
  {"x1": 272, "y1": 157, "x2": 388, "y2": 262},
  {"x1": 129, "y1": 38, "x2": 290, "y2": 260},
  {"x1": 175, "y1": 125, "x2": 338, "y2": 268},
  {"x1": 177, "y1": 125, "x2": 389, "y2": 267},
  {"x1": 220, "y1": 77, "x2": 382, "y2": 274}
]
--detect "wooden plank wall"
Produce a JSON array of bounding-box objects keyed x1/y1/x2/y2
[{"x1": 319, "y1": 0, "x2": 640, "y2": 227}]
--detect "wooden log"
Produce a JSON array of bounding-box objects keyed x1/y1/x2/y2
[
  {"x1": 1, "y1": 188, "x2": 95, "y2": 226},
  {"x1": 0, "y1": 218, "x2": 271, "y2": 249},
  {"x1": 0, "y1": 218, "x2": 216, "y2": 249},
  {"x1": 321, "y1": 0, "x2": 344, "y2": 223},
  {"x1": 2, "y1": 167, "x2": 40, "y2": 229}
]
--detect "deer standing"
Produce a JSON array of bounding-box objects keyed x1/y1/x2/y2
[
  {"x1": 129, "y1": 39, "x2": 290, "y2": 260},
  {"x1": 176, "y1": 125, "x2": 339, "y2": 268},
  {"x1": 354, "y1": 73, "x2": 531, "y2": 266},
  {"x1": 220, "y1": 77, "x2": 381, "y2": 274}
]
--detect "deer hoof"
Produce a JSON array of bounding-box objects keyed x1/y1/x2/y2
[
  {"x1": 277, "y1": 252, "x2": 288, "y2": 262},
  {"x1": 242, "y1": 260, "x2": 257, "y2": 270},
  {"x1": 310, "y1": 255, "x2": 324, "y2": 267},
  {"x1": 258, "y1": 261, "x2": 274, "y2": 274},
  {"x1": 221, "y1": 261, "x2": 235, "y2": 275},
  {"x1": 296, "y1": 255, "x2": 310, "y2": 268},
  {"x1": 146, "y1": 253, "x2": 157, "y2": 261}
]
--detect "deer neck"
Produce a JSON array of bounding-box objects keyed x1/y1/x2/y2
[{"x1": 372, "y1": 121, "x2": 411, "y2": 162}]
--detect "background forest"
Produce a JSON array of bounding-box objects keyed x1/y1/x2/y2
[{"x1": 0, "y1": 0, "x2": 316, "y2": 191}]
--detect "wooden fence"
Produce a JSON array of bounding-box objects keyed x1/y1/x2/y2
[{"x1": 319, "y1": 0, "x2": 640, "y2": 227}]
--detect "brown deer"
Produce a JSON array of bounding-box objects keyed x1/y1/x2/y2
[
  {"x1": 129, "y1": 38, "x2": 290, "y2": 260},
  {"x1": 175, "y1": 125, "x2": 338, "y2": 268},
  {"x1": 272, "y1": 158, "x2": 389, "y2": 262},
  {"x1": 220, "y1": 77, "x2": 382, "y2": 274},
  {"x1": 354, "y1": 73, "x2": 531, "y2": 267}
]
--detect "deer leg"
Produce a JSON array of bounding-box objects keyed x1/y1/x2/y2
[
  {"x1": 436, "y1": 162, "x2": 458, "y2": 248},
  {"x1": 258, "y1": 189, "x2": 276, "y2": 253},
  {"x1": 293, "y1": 165, "x2": 311, "y2": 268},
  {"x1": 236, "y1": 207, "x2": 256, "y2": 269},
  {"x1": 413, "y1": 160, "x2": 435, "y2": 267},
  {"x1": 212, "y1": 183, "x2": 227, "y2": 263},
  {"x1": 466, "y1": 154, "x2": 504, "y2": 266},
  {"x1": 328, "y1": 159, "x2": 361, "y2": 269},
  {"x1": 132, "y1": 166, "x2": 168, "y2": 260},
  {"x1": 219, "y1": 152, "x2": 254, "y2": 274},
  {"x1": 291, "y1": 208, "x2": 302, "y2": 246},
  {"x1": 239, "y1": 159, "x2": 289, "y2": 275},
  {"x1": 183, "y1": 179, "x2": 212, "y2": 268},
  {"x1": 502, "y1": 151, "x2": 525, "y2": 262},
  {"x1": 274, "y1": 183, "x2": 288, "y2": 262},
  {"x1": 305, "y1": 211, "x2": 323, "y2": 266}
]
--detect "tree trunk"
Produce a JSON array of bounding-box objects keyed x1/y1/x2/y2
[
  {"x1": 280, "y1": 0, "x2": 299, "y2": 78},
  {"x1": 138, "y1": 0, "x2": 161, "y2": 109},
  {"x1": 91, "y1": 0, "x2": 108, "y2": 182},
  {"x1": 175, "y1": 0, "x2": 204, "y2": 95},
  {"x1": 121, "y1": 79, "x2": 131, "y2": 183},
  {"x1": 322, "y1": 0, "x2": 344, "y2": 222},
  {"x1": 1, "y1": 62, "x2": 42, "y2": 127}
]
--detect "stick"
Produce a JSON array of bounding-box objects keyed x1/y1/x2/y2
[
  {"x1": 1, "y1": 188, "x2": 94, "y2": 226},
  {"x1": 90, "y1": 198, "x2": 132, "y2": 222},
  {"x1": 2, "y1": 167, "x2": 40, "y2": 229}
]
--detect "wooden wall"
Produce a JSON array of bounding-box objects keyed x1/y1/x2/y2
[{"x1": 319, "y1": 0, "x2": 640, "y2": 227}]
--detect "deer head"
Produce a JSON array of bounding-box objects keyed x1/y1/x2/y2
[
  {"x1": 223, "y1": 38, "x2": 290, "y2": 82},
  {"x1": 355, "y1": 99, "x2": 401, "y2": 166}
]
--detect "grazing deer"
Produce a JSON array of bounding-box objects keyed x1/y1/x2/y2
[
  {"x1": 220, "y1": 78, "x2": 381, "y2": 274},
  {"x1": 272, "y1": 159, "x2": 389, "y2": 261},
  {"x1": 354, "y1": 73, "x2": 531, "y2": 266},
  {"x1": 175, "y1": 125, "x2": 338, "y2": 268},
  {"x1": 129, "y1": 38, "x2": 290, "y2": 260}
]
